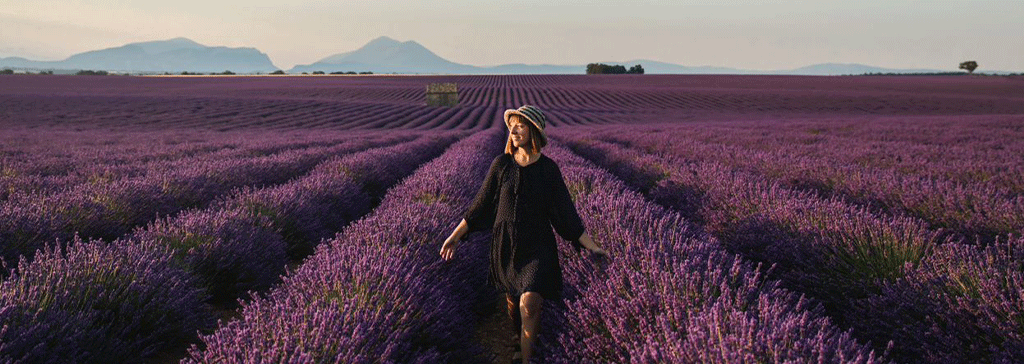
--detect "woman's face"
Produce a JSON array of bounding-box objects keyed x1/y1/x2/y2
[{"x1": 509, "y1": 116, "x2": 532, "y2": 149}]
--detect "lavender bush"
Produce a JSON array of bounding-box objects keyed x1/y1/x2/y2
[
  {"x1": 0, "y1": 133, "x2": 411, "y2": 264},
  {"x1": 582, "y1": 121, "x2": 1024, "y2": 243},
  {"x1": 538, "y1": 144, "x2": 882, "y2": 363},
  {"x1": 184, "y1": 128, "x2": 505, "y2": 363},
  {"x1": 0, "y1": 237, "x2": 212, "y2": 363}
]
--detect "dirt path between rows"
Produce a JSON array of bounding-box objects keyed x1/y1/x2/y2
[{"x1": 472, "y1": 294, "x2": 519, "y2": 364}]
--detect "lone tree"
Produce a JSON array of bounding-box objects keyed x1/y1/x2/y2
[{"x1": 959, "y1": 61, "x2": 978, "y2": 74}]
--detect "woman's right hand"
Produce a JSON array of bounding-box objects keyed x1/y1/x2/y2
[
  {"x1": 441, "y1": 219, "x2": 470, "y2": 261},
  {"x1": 440, "y1": 235, "x2": 460, "y2": 261}
]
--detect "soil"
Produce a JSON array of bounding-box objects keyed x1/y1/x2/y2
[{"x1": 472, "y1": 294, "x2": 520, "y2": 364}]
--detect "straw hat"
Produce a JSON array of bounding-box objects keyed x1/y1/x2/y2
[{"x1": 503, "y1": 105, "x2": 548, "y2": 145}]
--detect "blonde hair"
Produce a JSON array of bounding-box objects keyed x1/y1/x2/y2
[{"x1": 505, "y1": 114, "x2": 546, "y2": 155}]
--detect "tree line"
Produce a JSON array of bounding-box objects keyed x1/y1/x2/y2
[{"x1": 586, "y1": 63, "x2": 644, "y2": 74}]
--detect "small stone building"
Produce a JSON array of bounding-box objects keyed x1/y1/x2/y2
[{"x1": 426, "y1": 83, "x2": 458, "y2": 107}]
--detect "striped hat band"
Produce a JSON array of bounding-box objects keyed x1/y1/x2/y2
[{"x1": 503, "y1": 105, "x2": 547, "y2": 131}]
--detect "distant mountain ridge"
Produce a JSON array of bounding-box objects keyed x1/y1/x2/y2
[
  {"x1": 0, "y1": 38, "x2": 279, "y2": 73},
  {"x1": 4, "y1": 36, "x2": 1006, "y2": 75},
  {"x1": 290, "y1": 36, "x2": 967, "y2": 75}
]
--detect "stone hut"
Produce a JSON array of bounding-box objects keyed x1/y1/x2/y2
[{"x1": 426, "y1": 83, "x2": 458, "y2": 107}]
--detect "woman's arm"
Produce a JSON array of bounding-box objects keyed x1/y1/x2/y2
[
  {"x1": 443, "y1": 156, "x2": 504, "y2": 261},
  {"x1": 440, "y1": 219, "x2": 469, "y2": 261},
  {"x1": 577, "y1": 232, "x2": 608, "y2": 257}
]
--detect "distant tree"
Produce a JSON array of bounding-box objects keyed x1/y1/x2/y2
[
  {"x1": 312, "y1": 71, "x2": 325, "y2": 75},
  {"x1": 221, "y1": 70, "x2": 235, "y2": 75},
  {"x1": 959, "y1": 61, "x2": 978, "y2": 74},
  {"x1": 330, "y1": 71, "x2": 345, "y2": 75},
  {"x1": 627, "y1": 64, "x2": 645, "y2": 74},
  {"x1": 359, "y1": 71, "x2": 373, "y2": 74},
  {"x1": 301, "y1": 72, "x2": 308, "y2": 75},
  {"x1": 345, "y1": 71, "x2": 357, "y2": 75},
  {"x1": 0, "y1": 69, "x2": 14, "y2": 75},
  {"x1": 270, "y1": 70, "x2": 285, "y2": 75}
]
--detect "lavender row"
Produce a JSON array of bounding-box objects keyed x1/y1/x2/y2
[
  {"x1": 556, "y1": 134, "x2": 1024, "y2": 362},
  {"x1": 532, "y1": 144, "x2": 880, "y2": 363},
  {"x1": 138, "y1": 132, "x2": 459, "y2": 299},
  {"x1": 0, "y1": 237, "x2": 214, "y2": 363},
  {"x1": 0, "y1": 133, "x2": 414, "y2": 263},
  {"x1": 0, "y1": 130, "x2": 372, "y2": 201},
  {"x1": 582, "y1": 121, "x2": 1024, "y2": 242},
  {"x1": 851, "y1": 236, "x2": 1024, "y2": 363},
  {"x1": 184, "y1": 128, "x2": 505, "y2": 363},
  {"x1": 0, "y1": 134, "x2": 460, "y2": 363},
  {"x1": 0, "y1": 129, "x2": 361, "y2": 179}
]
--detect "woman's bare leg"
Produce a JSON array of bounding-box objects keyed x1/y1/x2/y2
[{"x1": 519, "y1": 292, "x2": 544, "y2": 362}]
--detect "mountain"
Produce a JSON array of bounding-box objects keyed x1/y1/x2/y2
[
  {"x1": 774, "y1": 63, "x2": 945, "y2": 75},
  {"x1": 603, "y1": 59, "x2": 756, "y2": 74},
  {"x1": 290, "y1": 36, "x2": 480, "y2": 74},
  {"x1": 5, "y1": 36, "x2": 1007, "y2": 75},
  {"x1": 289, "y1": 37, "x2": 974, "y2": 75},
  {"x1": 0, "y1": 38, "x2": 279, "y2": 73}
]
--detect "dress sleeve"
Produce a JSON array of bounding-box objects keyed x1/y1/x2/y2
[
  {"x1": 547, "y1": 160, "x2": 586, "y2": 248},
  {"x1": 463, "y1": 154, "x2": 503, "y2": 233}
]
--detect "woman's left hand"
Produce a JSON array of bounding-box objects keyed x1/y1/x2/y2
[{"x1": 577, "y1": 233, "x2": 608, "y2": 259}]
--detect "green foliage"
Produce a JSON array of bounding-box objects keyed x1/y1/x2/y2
[
  {"x1": 312, "y1": 70, "x2": 325, "y2": 75},
  {"x1": 959, "y1": 60, "x2": 978, "y2": 74},
  {"x1": 414, "y1": 192, "x2": 450, "y2": 205},
  {"x1": 0, "y1": 69, "x2": 14, "y2": 75},
  {"x1": 75, "y1": 70, "x2": 108, "y2": 76},
  {"x1": 270, "y1": 70, "x2": 285, "y2": 75},
  {"x1": 586, "y1": 63, "x2": 644, "y2": 75}
]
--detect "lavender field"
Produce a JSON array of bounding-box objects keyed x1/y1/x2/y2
[{"x1": 1, "y1": 74, "x2": 1023, "y2": 363}]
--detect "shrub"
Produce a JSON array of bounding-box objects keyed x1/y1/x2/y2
[{"x1": 0, "y1": 238, "x2": 213, "y2": 363}]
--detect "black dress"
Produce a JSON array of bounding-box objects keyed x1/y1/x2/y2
[{"x1": 463, "y1": 153, "x2": 585, "y2": 301}]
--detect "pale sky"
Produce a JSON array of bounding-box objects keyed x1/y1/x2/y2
[{"x1": 2, "y1": 0, "x2": 1022, "y2": 71}]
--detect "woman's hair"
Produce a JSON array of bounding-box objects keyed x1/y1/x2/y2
[{"x1": 505, "y1": 114, "x2": 547, "y2": 155}]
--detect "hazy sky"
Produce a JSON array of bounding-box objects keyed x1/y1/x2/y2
[{"x1": 2, "y1": 0, "x2": 1022, "y2": 71}]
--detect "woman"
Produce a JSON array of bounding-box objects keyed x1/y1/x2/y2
[{"x1": 440, "y1": 105, "x2": 608, "y2": 363}]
